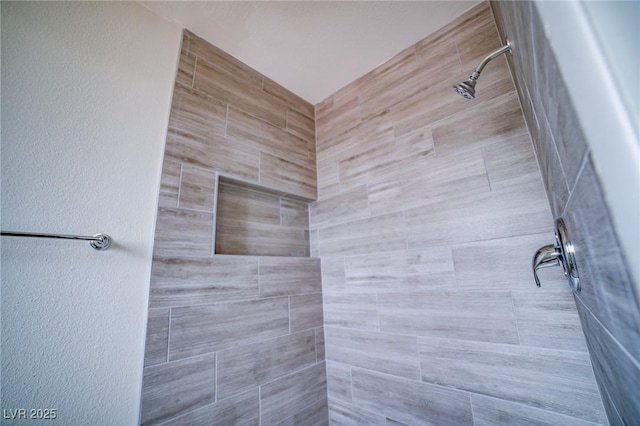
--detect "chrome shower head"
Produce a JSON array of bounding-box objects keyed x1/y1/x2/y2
[
  {"x1": 453, "y1": 74, "x2": 478, "y2": 100},
  {"x1": 454, "y1": 40, "x2": 512, "y2": 100}
]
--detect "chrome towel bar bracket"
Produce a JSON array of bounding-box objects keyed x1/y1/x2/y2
[
  {"x1": 1, "y1": 231, "x2": 112, "y2": 251},
  {"x1": 532, "y1": 218, "x2": 580, "y2": 292}
]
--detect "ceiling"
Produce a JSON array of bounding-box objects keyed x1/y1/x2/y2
[{"x1": 140, "y1": 1, "x2": 480, "y2": 105}]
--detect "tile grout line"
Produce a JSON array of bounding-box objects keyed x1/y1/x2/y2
[
  {"x1": 469, "y1": 392, "x2": 477, "y2": 426},
  {"x1": 322, "y1": 324, "x2": 594, "y2": 355},
  {"x1": 480, "y1": 147, "x2": 494, "y2": 192},
  {"x1": 562, "y1": 151, "x2": 591, "y2": 219},
  {"x1": 211, "y1": 172, "x2": 219, "y2": 257},
  {"x1": 314, "y1": 327, "x2": 318, "y2": 362},
  {"x1": 176, "y1": 163, "x2": 183, "y2": 208},
  {"x1": 258, "y1": 385, "x2": 262, "y2": 426}
]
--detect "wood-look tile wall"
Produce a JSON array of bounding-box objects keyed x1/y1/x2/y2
[
  {"x1": 492, "y1": 2, "x2": 640, "y2": 424},
  {"x1": 313, "y1": 3, "x2": 607, "y2": 424},
  {"x1": 141, "y1": 30, "x2": 325, "y2": 425}
]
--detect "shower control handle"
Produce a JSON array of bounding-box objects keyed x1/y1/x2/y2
[
  {"x1": 533, "y1": 244, "x2": 561, "y2": 287},
  {"x1": 532, "y1": 218, "x2": 581, "y2": 292}
]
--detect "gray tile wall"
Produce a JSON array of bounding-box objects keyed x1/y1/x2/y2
[
  {"x1": 314, "y1": 2, "x2": 607, "y2": 424},
  {"x1": 491, "y1": 2, "x2": 640, "y2": 424},
  {"x1": 141, "y1": 30, "x2": 326, "y2": 425}
]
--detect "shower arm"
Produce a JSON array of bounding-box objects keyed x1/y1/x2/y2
[{"x1": 471, "y1": 41, "x2": 512, "y2": 78}]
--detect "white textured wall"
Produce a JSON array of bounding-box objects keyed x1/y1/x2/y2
[{"x1": 1, "y1": 2, "x2": 180, "y2": 424}]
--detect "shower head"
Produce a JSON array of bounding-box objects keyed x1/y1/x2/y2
[
  {"x1": 453, "y1": 72, "x2": 479, "y2": 100},
  {"x1": 454, "y1": 40, "x2": 512, "y2": 100}
]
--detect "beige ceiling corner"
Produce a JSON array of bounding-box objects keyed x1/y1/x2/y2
[{"x1": 139, "y1": 1, "x2": 480, "y2": 104}]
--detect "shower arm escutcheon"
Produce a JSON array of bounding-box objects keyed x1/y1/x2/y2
[{"x1": 532, "y1": 218, "x2": 581, "y2": 292}]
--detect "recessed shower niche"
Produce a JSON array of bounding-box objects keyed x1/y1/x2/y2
[{"x1": 214, "y1": 175, "x2": 311, "y2": 257}]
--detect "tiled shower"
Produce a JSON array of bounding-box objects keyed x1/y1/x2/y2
[{"x1": 140, "y1": 2, "x2": 638, "y2": 425}]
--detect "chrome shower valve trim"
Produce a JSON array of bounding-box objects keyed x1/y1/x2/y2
[{"x1": 532, "y1": 218, "x2": 581, "y2": 292}]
